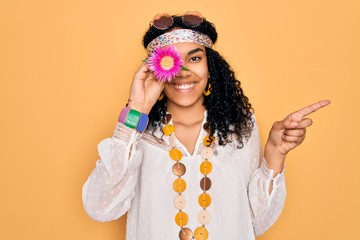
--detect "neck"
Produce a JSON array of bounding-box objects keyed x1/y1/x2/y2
[{"x1": 166, "y1": 102, "x2": 206, "y2": 126}]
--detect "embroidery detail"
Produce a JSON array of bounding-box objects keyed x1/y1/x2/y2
[{"x1": 147, "y1": 29, "x2": 213, "y2": 53}]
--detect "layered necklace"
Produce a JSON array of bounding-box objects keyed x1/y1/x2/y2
[{"x1": 162, "y1": 113, "x2": 215, "y2": 240}]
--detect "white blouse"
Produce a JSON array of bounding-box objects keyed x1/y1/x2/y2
[{"x1": 82, "y1": 112, "x2": 286, "y2": 240}]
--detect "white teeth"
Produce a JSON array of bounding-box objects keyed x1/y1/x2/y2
[{"x1": 174, "y1": 83, "x2": 195, "y2": 90}]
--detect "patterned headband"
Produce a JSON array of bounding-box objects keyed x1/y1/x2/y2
[{"x1": 146, "y1": 29, "x2": 213, "y2": 53}]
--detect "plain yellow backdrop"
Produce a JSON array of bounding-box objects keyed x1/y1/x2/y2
[{"x1": 1, "y1": 0, "x2": 359, "y2": 239}]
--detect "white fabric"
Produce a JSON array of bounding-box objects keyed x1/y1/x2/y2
[{"x1": 82, "y1": 113, "x2": 286, "y2": 240}]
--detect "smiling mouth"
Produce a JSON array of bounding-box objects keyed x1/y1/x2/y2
[{"x1": 172, "y1": 82, "x2": 197, "y2": 91}]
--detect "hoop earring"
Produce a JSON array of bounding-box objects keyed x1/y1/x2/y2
[
  {"x1": 203, "y1": 83, "x2": 211, "y2": 96},
  {"x1": 158, "y1": 92, "x2": 164, "y2": 101}
]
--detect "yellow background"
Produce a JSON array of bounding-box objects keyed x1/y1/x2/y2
[{"x1": 1, "y1": 0, "x2": 359, "y2": 239}]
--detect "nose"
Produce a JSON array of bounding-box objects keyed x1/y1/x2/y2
[{"x1": 176, "y1": 68, "x2": 192, "y2": 78}]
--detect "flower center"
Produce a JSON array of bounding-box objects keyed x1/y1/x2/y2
[{"x1": 160, "y1": 56, "x2": 175, "y2": 70}]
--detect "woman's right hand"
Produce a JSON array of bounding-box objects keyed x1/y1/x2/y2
[{"x1": 127, "y1": 62, "x2": 164, "y2": 114}]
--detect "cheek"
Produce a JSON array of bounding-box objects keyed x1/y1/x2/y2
[
  {"x1": 199, "y1": 71, "x2": 210, "y2": 90},
  {"x1": 192, "y1": 62, "x2": 209, "y2": 82},
  {"x1": 163, "y1": 84, "x2": 172, "y2": 95}
]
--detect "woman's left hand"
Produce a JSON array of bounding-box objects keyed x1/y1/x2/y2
[{"x1": 264, "y1": 100, "x2": 331, "y2": 175}]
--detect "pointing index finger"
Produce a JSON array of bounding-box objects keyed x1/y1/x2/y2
[{"x1": 289, "y1": 100, "x2": 331, "y2": 121}]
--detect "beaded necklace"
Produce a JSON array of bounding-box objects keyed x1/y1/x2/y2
[{"x1": 162, "y1": 113, "x2": 215, "y2": 240}]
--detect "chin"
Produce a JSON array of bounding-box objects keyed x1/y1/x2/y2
[{"x1": 168, "y1": 95, "x2": 204, "y2": 108}]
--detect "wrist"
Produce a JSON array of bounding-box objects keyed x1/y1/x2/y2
[
  {"x1": 118, "y1": 106, "x2": 149, "y2": 133},
  {"x1": 264, "y1": 142, "x2": 286, "y2": 175},
  {"x1": 127, "y1": 101, "x2": 152, "y2": 114}
]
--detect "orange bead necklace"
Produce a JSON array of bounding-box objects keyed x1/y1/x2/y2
[{"x1": 162, "y1": 113, "x2": 215, "y2": 240}]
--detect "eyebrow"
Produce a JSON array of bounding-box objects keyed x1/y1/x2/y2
[{"x1": 187, "y1": 48, "x2": 204, "y2": 55}]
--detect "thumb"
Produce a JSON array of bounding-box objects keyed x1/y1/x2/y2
[{"x1": 272, "y1": 115, "x2": 300, "y2": 132}]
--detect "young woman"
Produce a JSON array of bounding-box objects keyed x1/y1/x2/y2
[{"x1": 82, "y1": 11, "x2": 329, "y2": 240}]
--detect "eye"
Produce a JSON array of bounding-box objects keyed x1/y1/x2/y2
[{"x1": 189, "y1": 56, "x2": 201, "y2": 62}]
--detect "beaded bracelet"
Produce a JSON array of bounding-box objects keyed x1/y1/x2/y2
[{"x1": 118, "y1": 106, "x2": 149, "y2": 133}]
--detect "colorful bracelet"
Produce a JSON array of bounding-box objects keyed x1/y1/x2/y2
[
  {"x1": 118, "y1": 107, "x2": 149, "y2": 133},
  {"x1": 136, "y1": 113, "x2": 149, "y2": 132},
  {"x1": 118, "y1": 106, "x2": 130, "y2": 123}
]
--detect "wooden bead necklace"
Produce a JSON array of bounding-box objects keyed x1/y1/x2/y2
[{"x1": 162, "y1": 113, "x2": 215, "y2": 240}]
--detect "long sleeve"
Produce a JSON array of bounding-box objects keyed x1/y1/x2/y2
[
  {"x1": 82, "y1": 123, "x2": 143, "y2": 222},
  {"x1": 247, "y1": 120, "x2": 286, "y2": 236}
]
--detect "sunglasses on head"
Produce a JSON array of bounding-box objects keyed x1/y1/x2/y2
[{"x1": 150, "y1": 11, "x2": 205, "y2": 30}]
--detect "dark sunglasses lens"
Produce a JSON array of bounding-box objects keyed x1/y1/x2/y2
[
  {"x1": 153, "y1": 14, "x2": 173, "y2": 30},
  {"x1": 182, "y1": 14, "x2": 203, "y2": 27}
]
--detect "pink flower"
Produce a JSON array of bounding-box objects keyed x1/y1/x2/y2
[{"x1": 147, "y1": 46, "x2": 185, "y2": 82}]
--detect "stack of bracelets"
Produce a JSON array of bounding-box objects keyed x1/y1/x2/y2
[{"x1": 118, "y1": 107, "x2": 149, "y2": 133}]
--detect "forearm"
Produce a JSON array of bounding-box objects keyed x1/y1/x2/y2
[
  {"x1": 82, "y1": 123, "x2": 142, "y2": 221},
  {"x1": 248, "y1": 159, "x2": 286, "y2": 236}
]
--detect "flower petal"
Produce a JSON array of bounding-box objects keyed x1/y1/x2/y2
[{"x1": 147, "y1": 46, "x2": 184, "y2": 82}]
